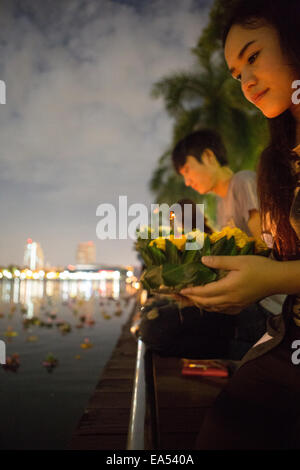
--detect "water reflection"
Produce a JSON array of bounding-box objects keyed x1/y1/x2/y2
[
  {"x1": 2, "y1": 280, "x2": 11, "y2": 303},
  {"x1": 0, "y1": 277, "x2": 136, "y2": 450},
  {"x1": 13, "y1": 280, "x2": 19, "y2": 304},
  {"x1": 0, "y1": 279, "x2": 123, "y2": 317},
  {"x1": 113, "y1": 279, "x2": 120, "y2": 297}
]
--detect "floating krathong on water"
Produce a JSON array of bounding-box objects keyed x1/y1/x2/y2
[
  {"x1": 42, "y1": 353, "x2": 59, "y2": 373},
  {"x1": 3, "y1": 353, "x2": 20, "y2": 372},
  {"x1": 80, "y1": 338, "x2": 93, "y2": 349}
]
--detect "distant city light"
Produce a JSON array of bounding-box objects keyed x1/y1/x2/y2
[
  {"x1": 76, "y1": 241, "x2": 96, "y2": 264},
  {"x1": 0, "y1": 266, "x2": 125, "y2": 282},
  {"x1": 24, "y1": 239, "x2": 44, "y2": 271},
  {"x1": 3, "y1": 270, "x2": 12, "y2": 279},
  {"x1": 46, "y1": 272, "x2": 56, "y2": 280}
]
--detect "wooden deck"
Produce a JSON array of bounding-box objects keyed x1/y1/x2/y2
[
  {"x1": 69, "y1": 301, "x2": 230, "y2": 450},
  {"x1": 151, "y1": 355, "x2": 229, "y2": 450},
  {"x1": 68, "y1": 307, "x2": 138, "y2": 450}
]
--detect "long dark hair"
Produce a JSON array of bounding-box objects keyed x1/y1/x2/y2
[{"x1": 223, "y1": 0, "x2": 300, "y2": 259}]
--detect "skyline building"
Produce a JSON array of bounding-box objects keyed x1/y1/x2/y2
[
  {"x1": 76, "y1": 241, "x2": 96, "y2": 265},
  {"x1": 23, "y1": 238, "x2": 45, "y2": 270}
]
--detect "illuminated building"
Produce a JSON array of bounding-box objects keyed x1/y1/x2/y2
[
  {"x1": 23, "y1": 239, "x2": 45, "y2": 270},
  {"x1": 76, "y1": 241, "x2": 96, "y2": 264}
]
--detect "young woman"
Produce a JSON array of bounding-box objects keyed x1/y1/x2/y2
[{"x1": 179, "y1": 0, "x2": 300, "y2": 449}]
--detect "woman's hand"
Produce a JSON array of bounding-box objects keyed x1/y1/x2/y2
[
  {"x1": 172, "y1": 294, "x2": 195, "y2": 308},
  {"x1": 180, "y1": 255, "x2": 281, "y2": 315}
]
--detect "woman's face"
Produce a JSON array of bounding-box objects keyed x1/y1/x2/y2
[{"x1": 224, "y1": 23, "x2": 298, "y2": 118}]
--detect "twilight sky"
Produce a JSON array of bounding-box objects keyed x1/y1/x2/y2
[{"x1": 0, "y1": 0, "x2": 212, "y2": 268}]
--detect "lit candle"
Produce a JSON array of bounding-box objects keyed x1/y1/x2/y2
[{"x1": 170, "y1": 211, "x2": 175, "y2": 234}]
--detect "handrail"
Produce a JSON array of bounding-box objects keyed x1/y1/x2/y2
[{"x1": 126, "y1": 338, "x2": 146, "y2": 450}]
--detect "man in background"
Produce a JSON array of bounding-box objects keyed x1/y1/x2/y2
[
  {"x1": 138, "y1": 129, "x2": 285, "y2": 360},
  {"x1": 173, "y1": 128, "x2": 261, "y2": 239}
]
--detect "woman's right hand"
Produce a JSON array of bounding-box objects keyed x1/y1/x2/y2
[
  {"x1": 172, "y1": 293, "x2": 195, "y2": 308},
  {"x1": 180, "y1": 254, "x2": 282, "y2": 315}
]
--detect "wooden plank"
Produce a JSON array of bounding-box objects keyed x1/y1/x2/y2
[
  {"x1": 88, "y1": 391, "x2": 133, "y2": 409},
  {"x1": 157, "y1": 377, "x2": 227, "y2": 404},
  {"x1": 101, "y1": 368, "x2": 135, "y2": 379},
  {"x1": 103, "y1": 359, "x2": 136, "y2": 369},
  {"x1": 159, "y1": 433, "x2": 198, "y2": 450},
  {"x1": 110, "y1": 350, "x2": 137, "y2": 359},
  {"x1": 95, "y1": 378, "x2": 133, "y2": 392},
  {"x1": 158, "y1": 388, "x2": 221, "y2": 408},
  {"x1": 158, "y1": 408, "x2": 209, "y2": 433},
  {"x1": 69, "y1": 434, "x2": 127, "y2": 450},
  {"x1": 152, "y1": 353, "x2": 229, "y2": 450},
  {"x1": 74, "y1": 408, "x2": 131, "y2": 434},
  {"x1": 70, "y1": 297, "x2": 230, "y2": 451},
  {"x1": 69, "y1": 301, "x2": 138, "y2": 450}
]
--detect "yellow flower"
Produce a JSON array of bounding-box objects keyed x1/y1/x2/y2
[
  {"x1": 210, "y1": 227, "x2": 250, "y2": 248},
  {"x1": 149, "y1": 234, "x2": 187, "y2": 251},
  {"x1": 168, "y1": 234, "x2": 187, "y2": 251},
  {"x1": 254, "y1": 238, "x2": 269, "y2": 253},
  {"x1": 149, "y1": 237, "x2": 166, "y2": 251}
]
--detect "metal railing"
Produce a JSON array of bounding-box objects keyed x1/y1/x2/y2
[
  {"x1": 127, "y1": 289, "x2": 160, "y2": 450},
  {"x1": 127, "y1": 338, "x2": 146, "y2": 450}
]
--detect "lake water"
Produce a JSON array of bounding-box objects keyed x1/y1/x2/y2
[{"x1": 0, "y1": 279, "x2": 136, "y2": 450}]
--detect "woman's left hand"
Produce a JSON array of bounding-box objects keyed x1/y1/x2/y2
[{"x1": 180, "y1": 255, "x2": 280, "y2": 315}]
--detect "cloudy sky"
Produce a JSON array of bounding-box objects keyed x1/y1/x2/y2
[{"x1": 0, "y1": 0, "x2": 212, "y2": 268}]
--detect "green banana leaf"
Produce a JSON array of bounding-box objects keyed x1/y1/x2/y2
[
  {"x1": 240, "y1": 240, "x2": 255, "y2": 255},
  {"x1": 229, "y1": 244, "x2": 239, "y2": 256},
  {"x1": 140, "y1": 248, "x2": 154, "y2": 268},
  {"x1": 146, "y1": 245, "x2": 167, "y2": 265},
  {"x1": 221, "y1": 236, "x2": 236, "y2": 255},
  {"x1": 162, "y1": 262, "x2": 217, "y2": 288},
  {"x1": 140, "y1": 276, "x2": 152, "y2": 292},
  {"x1": 140, "y1": 265, "x2": 163, "y2": 289},
  {"x1": 181, "y1": 249, "x2": 199, "y2": 264},
  {"x1": 201, "y1": 235, "x2": 211, "y2": 257},
  {"x1": 210, "y1": 236, "x2": 228, "y2": 255},
  {"x1": 165, "y1": 238, "x2": 181, "y2": 264}
]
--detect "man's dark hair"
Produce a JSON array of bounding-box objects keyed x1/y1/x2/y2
[{"x1": 172, "y1": 129, "x2": 228, "y2": 174}]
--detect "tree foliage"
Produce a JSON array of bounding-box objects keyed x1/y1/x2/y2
[{"x1": 149, "y1": 0, "x2": 269, "y2": 223}]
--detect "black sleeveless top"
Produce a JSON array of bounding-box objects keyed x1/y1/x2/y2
[{"x1": 240, "y1": 144, "x2": 300, "y2": 365}]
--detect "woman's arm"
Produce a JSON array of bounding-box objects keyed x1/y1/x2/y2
[{"x1": 180, "y1": 255, "x2": 300, "y2": 314}]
